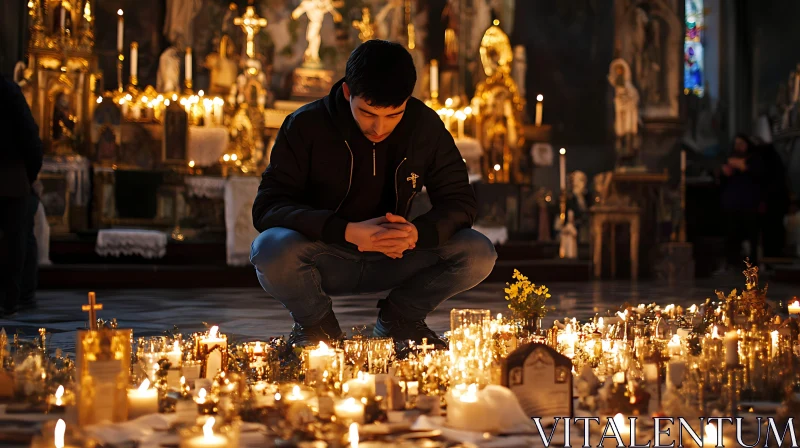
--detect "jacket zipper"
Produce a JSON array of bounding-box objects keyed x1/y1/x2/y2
[
  {"x1": 394, "y1": 158, "x2": 407, "y2": 215},
  {"x1": 335, "y1": 140, "x2": 354, "y2": 213},
  {"x1": 372, "y1": 143, "x2": 376, "y2": 176}
]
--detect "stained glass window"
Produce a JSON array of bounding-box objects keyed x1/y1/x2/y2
[{"x1": 684, "y1": 0, "x2": 704, "y2": 97}]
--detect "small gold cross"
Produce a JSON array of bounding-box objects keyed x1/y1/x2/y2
[
  {"x1": 82, "y1": 291, "x2": 103, "y2": 331},
  {"x1": 406, "y1": 172, "x2": 419, "y2": 189}
]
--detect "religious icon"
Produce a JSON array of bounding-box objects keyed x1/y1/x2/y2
[
  {"x1": 608, "y1": 58, "x2": 640, "y2": 167},
  {"x1": 292, "y1": 0, "x2": 342, "y2": 68}
]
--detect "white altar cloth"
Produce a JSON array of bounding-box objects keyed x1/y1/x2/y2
[
  {"x1": 473, "y1": 224, "x2": 508, "y2": 245},
  {"x1": 96, "y1": 229, "x2": 168, "y2": 259},
  {"x1": 41, "y1": 154, "x2": 91, "y2": 206},
  {"x1": 185, "y1": 175, "x2": 226, "y2": 199},
  {"x1": 187, "y1": 126, "x2": 229, "y2": 167},
  {"x1": 225, "y1": 176, "x2": 260, "y2": 266}
]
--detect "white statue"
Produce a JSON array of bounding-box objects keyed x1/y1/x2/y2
[
  {"x1": 559, "y1": 210, "x2": 578, "y2": 260},
  {"x1": 157, "y1": 47, "x2": 182, "y2": 93},
  {"x1": 608, "y1": 58, "x2": 640, "y2": 164},
  {"x1": 292, "y1": 0, "x2": 342, "y2": 67}
]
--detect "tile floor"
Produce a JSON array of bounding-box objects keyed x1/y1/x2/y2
[{"x1": 3, "y1": 272, "x2": 796, "y2": 354}]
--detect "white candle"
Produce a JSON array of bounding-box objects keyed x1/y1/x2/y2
[
  {"x1": 334, "y1": 397, "x2": 365, "y2": 424},
  {"x1": 116, "y1": 10, "x2": 124, "y2": 53},
  {"x1": 559, "y1": 147, "x2": 567, "y2": 190},
  {"x1": 213, "y1": 98, "x2": 224, "y2": 126},
  {"x1": 788, "y1": 300, "x2": 800, "y2": 315},
  {"x1": 446, "y1": 384, "x2": 487, "y2": 432},
  {"x1": 199, "y1": 326, "x2": 227, "y2": 379},
  {"x1": 343, "y1": 372, "x2": 374, "y2": 400},
  {"x1": 185, "y1": 48, "x2": 193, "y2": 82},
  {"x1": 680, "y1": 150, "x2": 686, "y2": 172},
  {"x1": 130, "y1": 42, "x2": 138, "y2": 80},
  {"x1": 667, "y1": 334, "x2": 682, "y2": 356},
  {"x1": 455, "y1": 110, "x2": 466, "y2": 139},
  {"x1": 306, "y1": 342, "x2": 335, "y2": 384},
  {"x1": 430, "y1": 59, "x2": 438, "y2": 96},
  {"x1": 127, "y1": 379, "x2": 158, "y2": 419},
  {"x1": 724, "y1": 330, "x2": 739, "y2": 366},
  {"x1": 535, "y1": 94, "x2": 543, "y2": 126},
  {"x1": 667, "y1": 359, "x2": 686, "y2": 389},
  {"x1": 180, "y1": 417, "x2": 228, "y2": 448},
  {"x1": 167, "y1": 341, "x2": 182, "y2": 367},
  {"x1": 60, "y1": 5, "x2": 66, "y2": 31}
]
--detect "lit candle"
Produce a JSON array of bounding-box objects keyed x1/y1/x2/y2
[
  {"x1": 559, "y1": 147, "x2": 566, "y2": 191},
  {"x1": 130, "y1": 42, "x2": 138, "y2": 81},
  {"x1": 446, "y1": 384, "x2": 488, "y2": 432},
  {"x1": 54, "y1": 385, "x2": 64, "y2": 406},
  {"x1": 167, "y1": 340, "x2": 182, "y2": 367},
  {"x1": 185, "y1": 47, "x2": 193, "y2": 83},
  {"x1": 127, "y1": 379, "x2": 158, "y2": 419},
  {"x1": 680, "y1": 150, "x2": 686, "y2": 172},
  {"x1": 535, "y1": 94, "x2": 543, "y2": 126},
  {"x1": 349, "y1": 423, "x2": 359, "y2": 448},
  {"x1": 283, "y1": 385, "x2": 313, "y2": 402},
  {"x1": 60, "y1": 4, "x2": 66, "y2": 31},
  {"x1": 724, "y1": 330, "x2": 739, "y2": 367},
  {"x1": 334, "y1": 397, "x2": 365, "y2": 424},
  {"x1": 199, "y1": 326, "x2": 227, "y2": 379},
  {"x1": 788, "y1": 300, "x2": 800, "y2": 315},
  {"x1": 55, "y1": 419, "x2": 66, "y2": 448},
  {"x1": 455, "y1": 110, "x2": 467, "y2": 139},
  {"x1": 116, "y1": 10, "x2": 124, "y2": 53},
  {"x1": 343, "y1": 371, "x2": 374, "y2": 400},
  {"x1": 429, "y1": 59, "x2": 439, "y2": 98},
  {"x1": 180, "y1": 417, "x2": 228, "y2": 448},
  {"x1": 667, "y1": 334, "x2": 682, "y2": 356},
  {"x1": 306, "y1": 342, "x2": 335, "y2": 384}
]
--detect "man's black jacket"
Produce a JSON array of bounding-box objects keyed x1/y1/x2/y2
[{"x1": 252, "y1": 79, "x2": 477, "y2": 249}]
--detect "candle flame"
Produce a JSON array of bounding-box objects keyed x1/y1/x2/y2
[
  {"x1": 704, "y1": 423, "x2": 718, "y2": 445},
  {"x1": 138, "y1": 379, "x2": 150, "y2": 392},
  {"x1": 711, "y1": 325, "x2": 720, "y2": 339},
  {"x1": 203, "y1": 417, "x2": 215, "y2": 438},
  {"x1": 688, "y1": 304, "x2": 698, "y2": 313},
  {"x1": 791, "y1": 300, "x2": 800, "y2": 307},
  {"x1": 208, "y1": 326, "x2": 219, "y2": 339},
  {"x1": 117, "y1": 9, "x2": 123, "y2": 16},
  {"x1": 309, "y1": 341, "x2": 331, "y2": 356},
  {"x1": 445, "y1": 98, "x2": 453, "y2": 107},
  {"x1": 55, "y1": 385, "x2": 64, "y2": 406},
  {"x1": 597, "y1": 317, "x2": 604, "y2": 329},
  {"x1": 537, "y1": 94, "x2": 543, "y2": 102},
  {"x1": 254, "y1": 341, "x2": 263, "y2": 353},
  {"x1": 668, "y1": 334, "x2": 681, "y2": 346},
  {"x1": 55, "y1": 419, "x2": 66, "y2": 448},
  {"x1": 559, "y1": 147, "x2": 566, "y2": 155},
  {"x1": 349, "y1": 422, "x2": 359, "y2": 448},
  {"x1": 198, "y1": 388, "x2": 207, "y2": 399},
  {"x1": 613, "y1": 413, "x2": 625, "y2": 429},
  {"x1": 180, "y1": 376, "x2": 185, "y2": 385},
  {"x1": 459, "y1": 384, "x2": 478, "y2": 403}
]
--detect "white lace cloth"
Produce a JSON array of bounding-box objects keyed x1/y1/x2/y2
[
  {"x1": 185, "y1": 176, "x2": 226, "y2": 199},
  {"x1": 41, "y1": 155, "x2": 91, "y2": 206},
  {"x1": 187, "y1": 126, "x2": 229, "y2": 167},
  {"x1": 473, "y1": 225, "x2": 508, "y2": 245},
  {"x1": 225, "y1": 176, "x2": 260, "y2": 266},
  {"x1": 96, "y1": 229, "x2": 168, "y2": 259},
  {"x1": 454, "y1": 137, "x2": 484, "y2": 161}
]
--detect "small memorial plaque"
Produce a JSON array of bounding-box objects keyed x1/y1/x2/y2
[{"x1": 501, "y1": 342, "x2": 573, "y2": 421}]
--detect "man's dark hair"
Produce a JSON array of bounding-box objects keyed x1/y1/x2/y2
[{"x1": 345, "y1": 40, "x2": 416, "y2": 108}]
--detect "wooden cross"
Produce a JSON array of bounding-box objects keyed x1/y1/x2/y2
[
  {"x1": 234, "y1": 5, "x2": 268, "y2": 59},
  {"x1": 406, "y1": 172, "x2": 419, "y2": 189},
  {"x1": 82, "y1": 291, "x2": 103, "y2": 330}
]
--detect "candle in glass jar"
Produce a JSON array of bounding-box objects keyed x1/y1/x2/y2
[
  {"x1": 180, "y1": 417, "x2": 228, "y2": 448},
  {"x1": 166, "y1": 340, "x2": 182, "y2": 367},
  {"x1": 199, "y1": 326, "x2": 226, "y2": 379},
  {"x1": 334, "y1": 397, "x2": 365, "y2": 424},
  {"x1": 306, "y1": 341, "x2": 334, "y2": 382},
  {"x1": 724, "y1": 330, "x2": 739, "y2": 366},
  {"x1": 127, "y1": 379, "x2": 158, "y2": 419},
  {"x1": 343, "y1": 371, "x2": 374, "y2": 400}
]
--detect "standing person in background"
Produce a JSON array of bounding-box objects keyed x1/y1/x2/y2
[
  {"x1": 0, "y1": 76, "x2": 43, "y2": 316},
  {"x1": 719, "y1": 133, "x2": 764, "y2": 272}
]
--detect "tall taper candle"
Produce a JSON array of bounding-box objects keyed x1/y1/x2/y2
[
  {"x1": 130, "y1": 42, "x2": 138, "y2": 82},
  {"x1": 680, "y1": 150, "x2": 686, "y2": 172},
  {"x1": 185, "y1": 47, "x2": 192, "y2": 82},
  {"x1": 116, "y1": 10, "x2": 124, "y2": 53},
  {"x1": 535, "y1": 94, "x2": 543, "y2": 126},
  {"x1": 559, "y1": 147, "x2": 566, "y2": 190},
  {"x1": 430, "y1": 59, "x2": 439, "y2": 99},
  {"x1": 60, "y1": 4, "x2": 66, "y2": 31}
]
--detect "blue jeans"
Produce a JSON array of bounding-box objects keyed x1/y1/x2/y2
[{"x1": 250, "y1": 227, "x2": 497, "y2": 326}]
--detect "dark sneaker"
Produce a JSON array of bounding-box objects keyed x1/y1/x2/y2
[
  {"x1": 373, "y1": 300, "x2": 447, "y2": 349},
  {"x1": 287, "y1": 310, "x2": 344, "y2": 347}
]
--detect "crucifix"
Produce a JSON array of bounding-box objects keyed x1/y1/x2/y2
[
  {"x1": 234, "y1": 3, "x2": 267, "y2": 59},
  {"x1": 406, "y1": 172, "x2": 419, "y2": 189},
  {"x1": 82, "y1": 291, "x2": 103, "y2": 330}
]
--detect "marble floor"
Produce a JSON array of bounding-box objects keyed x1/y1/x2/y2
[{"x1": 3, "y1": 273, "x2": 797, "y2": 354}]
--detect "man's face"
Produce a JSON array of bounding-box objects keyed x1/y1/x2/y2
[{"x1": 343, "y1": 82, "x2": 407, "y2": 143}]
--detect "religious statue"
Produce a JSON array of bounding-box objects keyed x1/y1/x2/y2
[
  {"x1": 352, "y1": 8, "x2": 376, "y2": 42},
  {"x1": 608, "y1": 58, "x2": 640, "y2": 167},
  {"x1": 205, "y1": 35, "x2": 238, "y2": 96},
  {"x1": 157, "y1": 47, "x2": 182, "y2": 93},
  {"x1": 375, "y1": 0, "x2": 403, "y2": 43},
  {"x1": 291, "y1": 0, "x2": 342, "y2": 68},
  {"x1": 559, "y1": 210, "x2": 578, "y2": 259},
  {"x1": 568, "y1": 170, "x2": 589, "y2": 243},
  {"x1": 52, "y1": 92, "x2": 75, "y2": 142}
]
